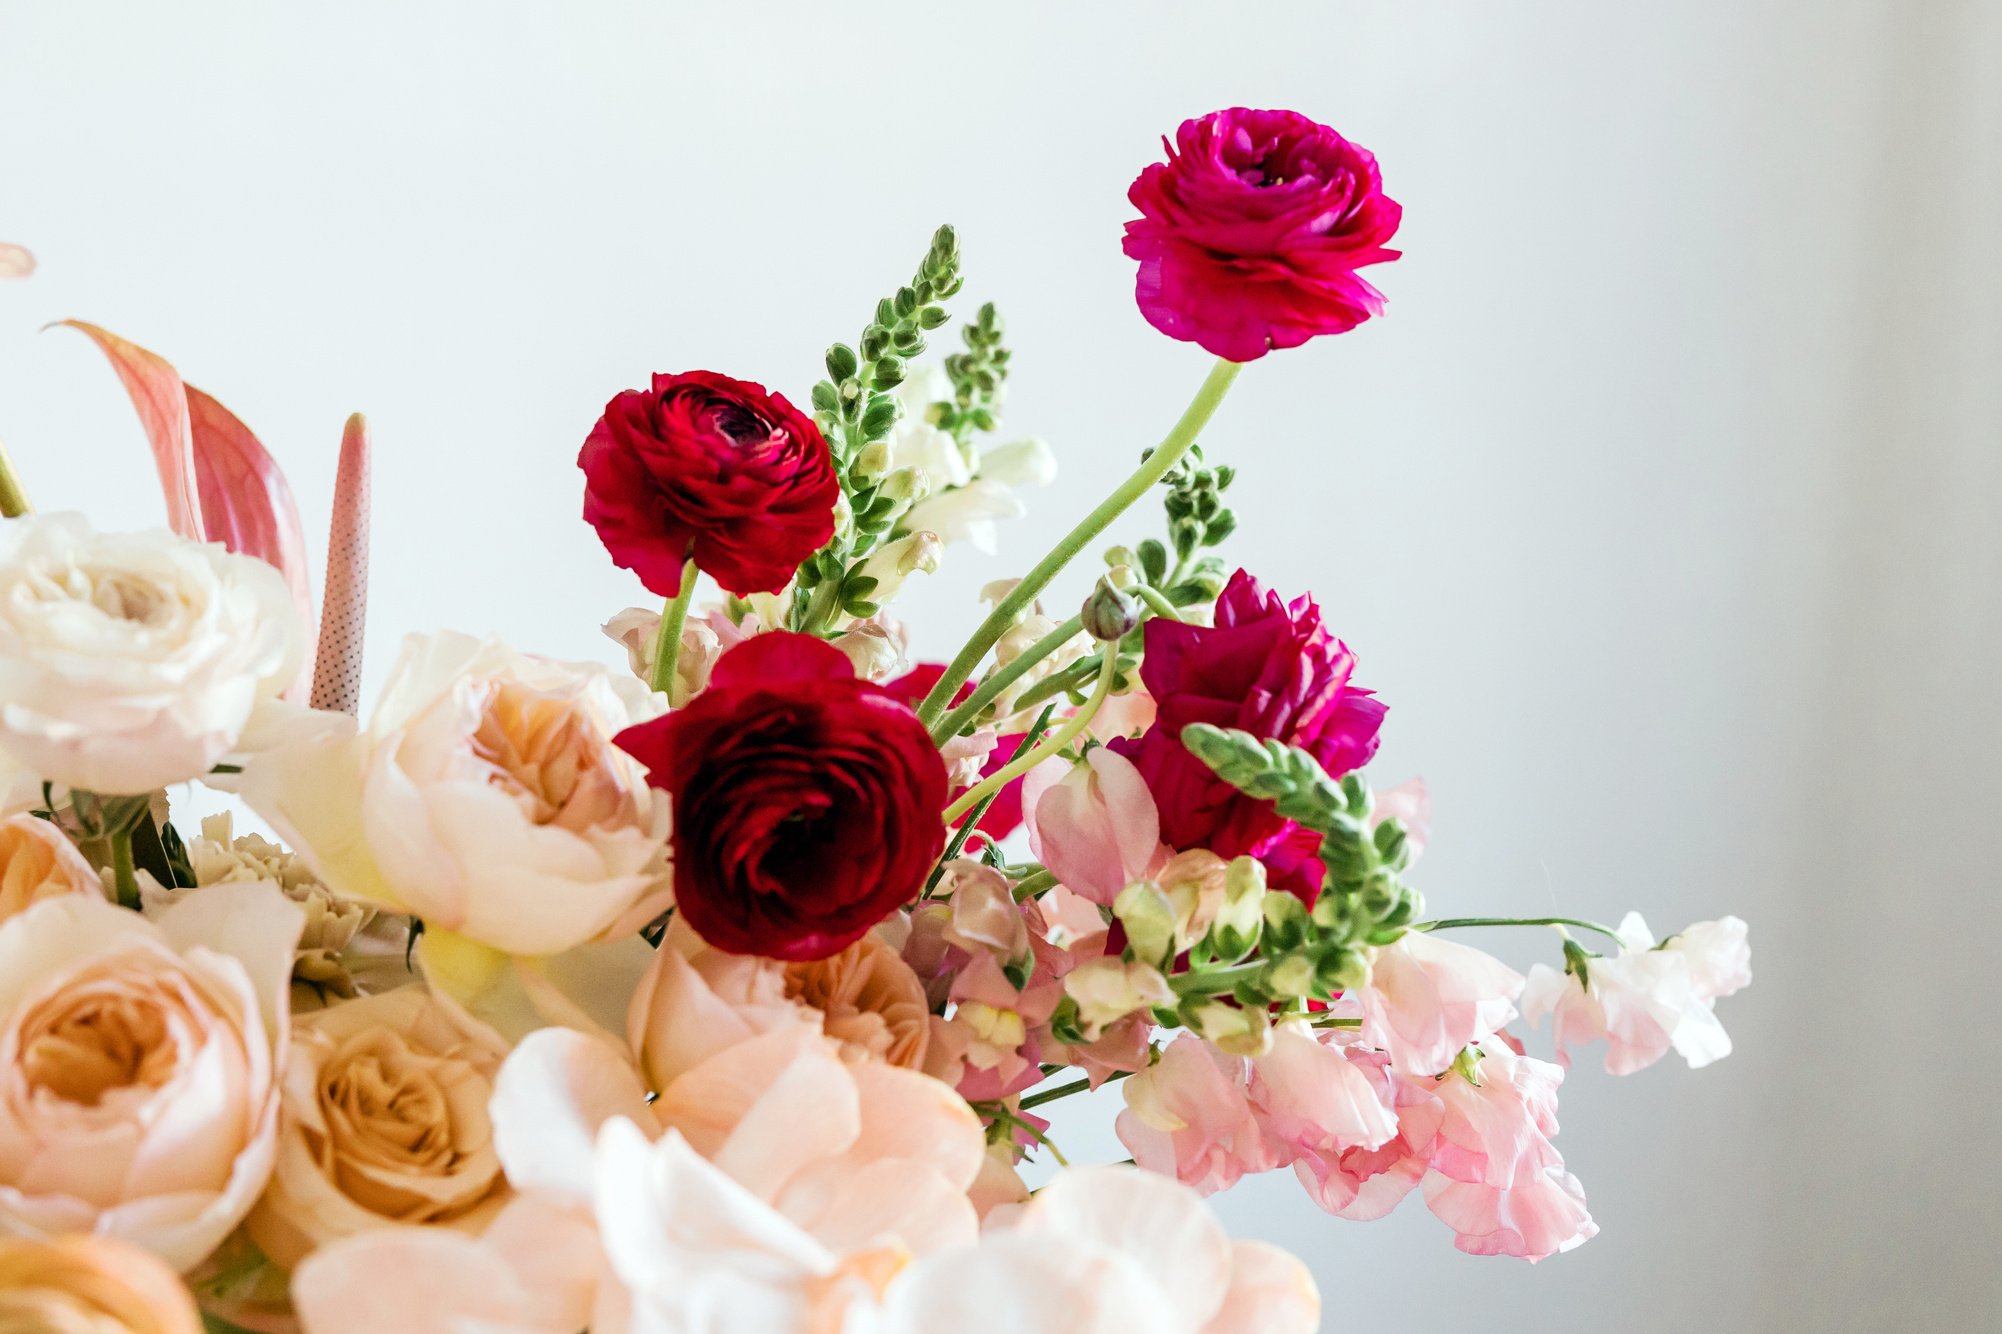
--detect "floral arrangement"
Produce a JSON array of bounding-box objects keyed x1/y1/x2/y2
[{"x1": 0, "y1": 107, "x2": 1750, "y2": 1334}]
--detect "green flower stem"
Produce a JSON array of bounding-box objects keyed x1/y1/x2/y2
[
  {"x1": 109, "y1": 823, "x2": 140, "y2": 911},
  {"x1": 928, "y1": 614, "x2": 1084, "y2": 745},
  {"x1": 1170, "y1": 960, "x2": 1267, "y2": 998},
  {"x1": 1018, "y1": 1067, "x2": 1132, "y2": 1112},
  {"x1": 914, "y1": 357, "x2": 1245, "y2": 729},
  {"x1": 1133, "y1": 585, "x2": 1184, "y2": 622},
  {"x1": 646, "y1": 559, "x2": 700, "y2": 701},
  {"x1": 1417, "y1": 916, "x2": 1626, "y2": 944},
  {"x1": 1009, "y1": 868, "x2": 1058, "y2": 902},
  {"x1": 940, "y1": 649, "x2": 1119, "y2": 825},
  {"x1": 1010, "y1": 653, "x2": 1108, "y2": 715},
  {"x1": 0, "y1": 436, "x2": 30, "y2": 518}
]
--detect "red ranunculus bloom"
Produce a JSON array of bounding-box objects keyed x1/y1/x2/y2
[
  {"x1": 615, "y1": 631, "x2": 948, "y2": 961},
  {"x1": 579, "y1": 370, "x2": 838, "y2": 598},
  {"x1": 1111, "y1": 569, "x2": 1384, "y2": 865},
  {"x1": 1124, "y1": 108, "x2": 1402, "y2": 362}
]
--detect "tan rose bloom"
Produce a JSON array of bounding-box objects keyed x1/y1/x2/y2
[
  {"x1": 783, "y1": 933, "x2": 935, "y2": 1070},
  {"x1": 0, "y1": 813, "x2": 105, "y2": 924},
  {"x1": 0, "y1": 1234, "x2": 201, "y2": 1334},
  {"x1": 246, "y1": 984, "x2": 509, "y2": 1270}
]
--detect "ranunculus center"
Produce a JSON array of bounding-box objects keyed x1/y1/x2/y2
[
  {"x1": 705, "y1": 398, "x2": 774, "y2": 449},
  {"x1": 469, "y1": 680, "x2": 637, "y2": 832},
  {"x1": 85, "y1": 571, "x2": 176, "y2": 625},
  {"x1": 20, "y1": 991, "x2": 176, "y2": 1105}
]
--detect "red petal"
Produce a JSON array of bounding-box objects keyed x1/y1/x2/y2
[{"x1": 707, "y1": 630, "x2": 857, "y2": 691}]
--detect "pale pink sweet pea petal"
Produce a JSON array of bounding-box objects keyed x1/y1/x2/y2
[
  {"x1": 1419, "y1": 1042, "x2": 1596, "y2": 1261},
  {"x1": 1116, "y1": 1034, "x2": 1285, "y2": 1195},
  {"x1": 1667, "y1": 916, "x2": 1752, "y2": 1001},
  {"x1": 1247, "y1": 1020, "x2": 1398, "y2": 1160},
  {"x1": 1291, "y1": 1049, "x2": 1442, "y2": 1221},
  {"x1": 1369, "y1": 777, "x2": 1430, "y2": 863},
  {"x1": 1522, "y1": 952, "x2": 1688, "y2": 1075},
  {"x1": 1355, "y1": 930, "x2": 1525, "y2": 1076},
  {"x1": 1024, "y1": 747, "x2": 1167, "y2": 906},
  {"x1": 1201, "y1": 1240, "x2": 1321, "y2": 1334},
  {"x1": 0, "y1": 243, "x2": 34, "y2": 277}
]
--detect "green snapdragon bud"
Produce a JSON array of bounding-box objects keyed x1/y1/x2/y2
[
  {"x1": 1114, "y1": 880, "x2": 1178, "y2": 968},
  {"x1": 1081, "y1": 575, "x2": 1143, "y2": 642}
]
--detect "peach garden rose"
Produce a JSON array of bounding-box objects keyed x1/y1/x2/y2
[
  {"x1": 0, "y1": 1234, "x2": 202, "y2": 1334},
  {"x1": 0, "y1": 884, "x2": 300, "y2": 1271}
]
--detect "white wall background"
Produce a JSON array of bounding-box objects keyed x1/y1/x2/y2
[{"x1": 3, "y1": 2, "x2": 1997, "y2": 1329}]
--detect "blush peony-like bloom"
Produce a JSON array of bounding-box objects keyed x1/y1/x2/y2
[
  {"x1": 245, "y1": 984, "x2": 511, "y2": 1270},
  {"x1": 1354, "y1": 930, "x2": 1526, "y2": 1077},
  {"x1": 579, "y1": 370, "x2": 838, "y2": 598},
  {"x1": 0, "y1": 885, "x2": 301, "y2": 1271},
  {"x1": 0, "y1": 514, "x2": 303, "y2": 794},
  {"x1": 1124, "y1": 108, "x2": 1402, "y2": 361},
  {"x1": 239, "y1": 631, "x2": 671, "y2": 960},
  {"x1": 0, "y1": 1234, "x2": 202, "y2": 1334},
  {"x1": 0, "y1": 811, "x2": 105, "y2": 923},
  {"x1": 1111, "y1": 569, "x2": 1384, "y2": 862},
  {"x1": 615, "y1": 632, "x2": 949, "y2": 962}
]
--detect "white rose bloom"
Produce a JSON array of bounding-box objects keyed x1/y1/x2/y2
[
  {"x1": 238, "y1": 631, "x2": 671, "y2": 958},
  {"x1": 0, "y1": 514, "x2": 303, "y2": 794}
]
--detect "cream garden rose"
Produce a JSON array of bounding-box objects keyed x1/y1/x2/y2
[
  {"x1": 0, "y1": 884, "x2": 301, "y2": 1271},
  {"x1": 247, "y1": 984, "x2": 510, "y2": 1270},
  {"x1": 0, "y1": 811, "x2": 104, "y2": 923},
  {"x1": 0, "y1": 514, "x2": 303, "y2": 794},
  {"x1": 240, "y1": 631, "x2": 671, "y2": 958}
]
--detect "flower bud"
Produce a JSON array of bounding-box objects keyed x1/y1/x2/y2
[
  {"x1": 1103, "y1": 545, "x2": 1138, "y2": 571},
  {"x1": 1265, "y1": 952, "x2": 1318, "y2": 999},
  {"x1": 1063, "y1": 958, "x2": 1172, "y2": 1039},
  {"x1": 1157, "y1": 848, "x2": 1229, "y2": 950},
  {"x1": 942, "y1": 864, "x2": 1031, "y2": 967},
  {"x1": 1188, "y1": 1000, "x2": 1272, "y2": 1058},
  {"x1": 854, "y1": 441, "x2": 894, "y2": 480},
  {"x1": 879, "y1": 465, "x2": 928, "y2": 503},
  {"x1": 1081, "y1": 576, "x2": 1143, "y2": 643},
  {"x1": 1105, "y1": 563, "x2": 1141, "y2": 591},
  {"x1": 1113, "y1": 880, "x2": 1178, "y2": 967},
  {"x1": 1209, "y1": 855, "x2": 1267, "y2": 961}
]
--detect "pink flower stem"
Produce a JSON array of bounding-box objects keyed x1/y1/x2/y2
[
  {"x1": 913, "y1": 357, "x2": 1245, "y2": 730},
  {"x1": 646, "y1": 557, "x2": 700, "y2": 700}
]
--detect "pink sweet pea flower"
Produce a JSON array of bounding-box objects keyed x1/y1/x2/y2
[
  {"x1": 1290, "y1": 1048, "x2": 1444, "y2": 1221},
  {"x1": 1023, "y1": 746, "x2": 1168, "y2": 906},
  {"x1": 1420, "y1": 1042, "x2": 1596, "y2": 1261},
  {"x1": 1355, "y1": 930, "x2": 1525, "y2": 1076},
  {"x1": 1521, "y1": 914, "x2": 1746, "y2": 1075},
  {"x1": 1116, "y1": 1035, "x2": 1286, "y2": 1195},
  {"x1": 1246, "y1": 1020, "x2": 1398, "y2": 1164}
]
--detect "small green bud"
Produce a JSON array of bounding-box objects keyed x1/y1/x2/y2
[
  {"x1": 853, "y1": 441, "x2": 893, "y2": 480},
  {"x1": 1209, "y1": 856, "x2": 1267, "y2": 961},
  {"x1": 878, "y1": 466, "x2": 926, "y2": 503},
  {"x1": 1113, "y1": 880, "x2": 1178, "y2": 968},
  {"x1": 1264, "y1": 953, "x2": 1318, "y2": 999},
  {"x1": 1103, "y1": 545, "x2": 1137, "y2": 572},
  {"x1": 825, "y1": 343, "x2": 858, "y2": 383},
  {"x1": 1081, "y1": 577, "x2": 1143, "y2": 643},
  {"x1": 1186, "y1": 1000, "x2": 1273, "y2": 1058}
]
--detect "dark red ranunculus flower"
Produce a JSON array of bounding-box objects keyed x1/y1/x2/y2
[
  {"x1": 1124, "y1": 108, "x2": 1402, "y2": 362},
  {"x1": 579, "y1": 370, "x2": 838, "y2": 598},
  {"x1": 616, "y1": 632, "x2": 949, "y2": 961},
  {"x1": 1111, "y1": 569, "x2": 1384, "y2": 864}
]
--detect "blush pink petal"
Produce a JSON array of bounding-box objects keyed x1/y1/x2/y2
[
  {"x1": 1024, "y1": 748, "x2": 1166, "y2": 906},
  {"x1": 489, "y1": 1027, "x2": 655, "y2": 1204},
  {"x1": 1356, "y1": 931, "x2": 1524, "y2": 1076},
  {"x1": 1200, "y1": 1240, "x2": 1321, "y2": 1334}
]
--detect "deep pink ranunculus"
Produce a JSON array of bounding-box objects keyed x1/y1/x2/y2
[
  {"x1": 615, "y1": 632, "x2": 948, "y2": 961},
  {"x1": 579, "y1": 370, "x2": 838, "y2": 598},
  {"x1": 1111, "y1": 569, "x2": 1384, "y2": 863},
  {"x1": 1123, "y1": 108, "x2": 1402, "y2": 362}
]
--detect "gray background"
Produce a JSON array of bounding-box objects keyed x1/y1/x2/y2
[{"x1": 2, "y1": 3, "x2": 1997, "y2": 1330}]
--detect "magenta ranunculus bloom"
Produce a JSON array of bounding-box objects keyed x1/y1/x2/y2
[
  {"x1": 1123, "y1": 108, "x2": 1402, "y2": 362},
  {"x1": 1112, "y1": 569, "x2": 1385, "y2": 864}
]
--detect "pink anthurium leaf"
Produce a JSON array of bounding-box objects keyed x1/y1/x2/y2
[
  {"x1": 57, "y1": 320, "x2": 202, "y2": 538},
  {"x1": 61, "y1": 320, "x2": 318, "y2": 697},
  {"x1": 0, "y1": 244, "x2": 35, "y2": 279},
  {"x1": 310, "y1": 413, "x2": 371, "y2": 715}
]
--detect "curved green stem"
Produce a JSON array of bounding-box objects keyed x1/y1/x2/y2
[
  {"x1": 929, "y1": 614, "x2": 1084, "y2": 745},
  {"x1": 1170, "y1": 960, "x2": 1266, "y2": 998},
  {"x1": 647, "y1": 559, "x2": 700, "y2": 701},
  {"x1": 1018, "y1": 1067, "x2": 1132, "y2": 1111},
  {"x1": 1009, "y1": 868, "x2": 1058, "y2": 902},
  {"x1": 108, "y1": 824, "x2": 140, "y2": 911},
  {"x1": 1133, "y1": 585, "x2": 1185, "y2": 622},
  {"x1": 940, "y1": 649, "x2": 1118, "y2": 825},
  {"x1": 914, "y1": 357, "x2": 1244, "y2": 728},
  {"x1": 1416, "y1": 916, "x2": 1627, "y2": 944}
]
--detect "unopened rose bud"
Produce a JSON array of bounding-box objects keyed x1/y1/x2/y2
[
  {"x1": 1188, "y1": 1000, "x2": 1273, "y2": 1058},
  {"x1": 1113, "y1": 880, "x2": 1177, "y2": 967},
  {"x1": 1063, "y1": 958, "x2": 1173, "y2": 1039},
  {"x1": 1081, "y1": 577, "x2": 1143, "y2": 643}
]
